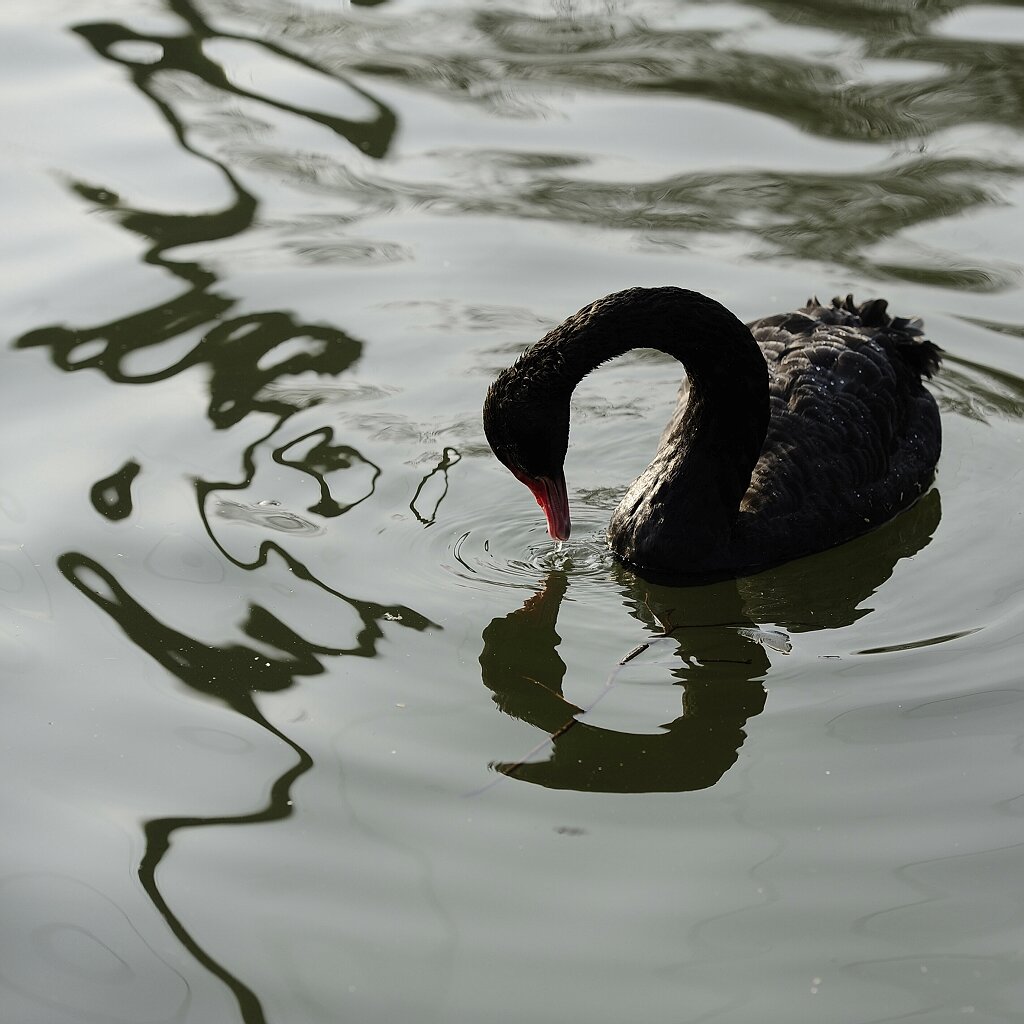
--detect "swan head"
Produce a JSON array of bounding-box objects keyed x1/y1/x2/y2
[{"x1": 483, "y1": 374, "x2": 572, "y2": 542}]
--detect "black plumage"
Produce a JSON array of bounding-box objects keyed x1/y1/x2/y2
[{"x1": 482, "y1": 286, "x2": 942, "y2": 583}]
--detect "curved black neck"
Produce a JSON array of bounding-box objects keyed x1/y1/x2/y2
[
  {"x1": 520, "y1": 287, "x2": 770, "y2": 568},
  {"x1": 534, "y1": 288, "x2": 765, "y2": 403}
]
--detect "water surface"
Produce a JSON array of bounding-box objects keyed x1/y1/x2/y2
[{"x1": 4, "y1": 0, "x2": 1024, "y2": 1021}]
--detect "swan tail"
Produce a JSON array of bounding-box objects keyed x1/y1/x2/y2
[
  {"x1": 891, "y1": 331, "x2": 942, "y2": 379},
  {"x1": 817, "y1": 294, "x2": 942, "y2": 380}
]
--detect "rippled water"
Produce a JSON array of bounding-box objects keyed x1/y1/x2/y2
[{"x1": 4, "y1": 0, "x2": 1024, "y2": 1020}]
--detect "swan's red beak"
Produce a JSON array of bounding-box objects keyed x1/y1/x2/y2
[{"x1": 515, "y1": 471, "x2": 571, "y2": 542}]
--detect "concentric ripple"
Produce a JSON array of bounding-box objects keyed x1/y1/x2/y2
[{"x1": 438, "y1": 505, "x2": 617, "y2": 590}]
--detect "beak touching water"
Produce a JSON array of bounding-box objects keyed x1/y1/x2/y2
[{"x1": 514, "y1": 470, "x2": 571, "y2": 542}]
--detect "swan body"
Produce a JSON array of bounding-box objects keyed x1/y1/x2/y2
[{"x1": 483, "y1": 287, "x2": 941, "y2": 582}]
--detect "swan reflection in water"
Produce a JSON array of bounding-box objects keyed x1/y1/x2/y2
[{"x1": 478, "y1": 489, "x2": 941, "y2": 794}]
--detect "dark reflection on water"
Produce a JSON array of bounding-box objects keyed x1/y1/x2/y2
[
  {"x1": 58, "y1": 551, "x2": 434, "y2": 1023},
  {"x1": 411, "y1": 447, "x2": 462, "y2": 526},
  {"x1": 280, "y1": 429, "x2": 382, "y2": 519},
  {"x1": 936, "y1": 351, "x2": 1024, "y2": 422},
  {"x1": 91, "y1": 460, "x2": 142, "y2": 521},
  {"x1": 15, "y1": 0, "x2": 1007, "y2": 312},
  {"x1": 18, "y1": 304, "x2": 365, "y2": 431},
  {"x1": 14, "y1": 11, "x2": 421, "y2": 980},
  {"x1": 479, "y1": 489, "x2": 941, "y2": 793},
  {"x1": 198, "y1": 423, "x2": 385, "y2": 571},
  {"x1": 75, "y1": 4, "x2": 396, "y2": 158},
  {"x1": 480, "y1": 572, "x2": 771, "y2": 793},
  {"x1": 59, "y1": 553, "x2": 303, "y2": 1023},
  {"x1": 8, "y1": 9, "x2": 442, "y2": 1013},
  {"x1": 520, "y1": 158, "x2": 1018, "y2": 289},
  {"x1": 390, "y1": 0, "x2": 1024, "y2": 139},
  {"x1": 15, "y1": 0, "x2": 393, "y2": 429},
  {"x1": 300, "y1": 0, "x2": 1020, "y2": 288}
]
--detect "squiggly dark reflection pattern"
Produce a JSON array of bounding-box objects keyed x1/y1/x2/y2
[
  {"x1": 315, "y1": 0, "x2": 1023, "y2": 288},
  {"x1": 370, "y1": 0, "x2": 1024, "y2": 141},
  {"x1": 934, "y1": 351, "x2": 1024, "y2": 423},
  {"x1": 480, "y1": 490, "x2": 941, "y2": 793},
  {"x1": 91, "y1": 460, "x2": 142, "y2": 521},
  {"x1": 20, "y1": 309, "x2": 364, "y2": 429},
  {"x1": 15, "y1": 0, "x2": 395, "y2": 426},
  {"x1": 7, "y1": 3, "x2": 422, "y2": 1019},
  {"x1": 410, "y1": 447, "x2": 461, "y2": 526},
  {"x1": 58, "y1": 552, "x2": 434, "y2": 1024},
  {"x1": 196, "y1": 421, "x2": 386, "y2": 571},
  {"x1": 278, "y1": 428, "x2": 382, "y2": 520},
  {"x1": 76, "y1": 8, "x2": 396, "y2": 159}
]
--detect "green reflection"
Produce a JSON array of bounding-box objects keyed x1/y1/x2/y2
[
  {"x1": 90, "y1": 460, "x2": 142, "y2": 521},
  {"x1": 480, "y1": 490, "x2": 941, "y2": 793},
  {"x1": 480, "y1": 572, "x2": 769, "y2": 792},
  {"x1": 934, "y1": 352, "x2": 1024, "y2": 423},
  {"x1": 276, "y1": 428, "x2": 383, "y2": 519},
  {"x1": 198, "y1": 422, "x2": 394, "y2": 568},
  {"x1": 57, "y1": 548, "x2": 432, "y2": 721},
  {"x1": 16, "y1": 0, "x2": 399, "y2": 432},
  {"x1": 410, "y1": 447, "x2": 462, "y2": 526},
  {"x1": 74, "y1": 6, "x2": 396, "y2": 159},
  {"x1": 20, "y1": 310, "x2": 364, "y2": 429},
  {"x1": 58, "y1": 551, "x2": 435, "y2": 1023},
  {"x1": 359, "y1": 0, "x2": 1024, "y2": 140}
]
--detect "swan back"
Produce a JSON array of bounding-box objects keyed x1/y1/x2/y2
[{"x1": 725, "y1": 295, "x2": 941, "y2": 572}]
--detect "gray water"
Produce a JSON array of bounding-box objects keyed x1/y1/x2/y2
[{"x1": 4, "y1": 0, "x2": 1024, "y2": 1021}]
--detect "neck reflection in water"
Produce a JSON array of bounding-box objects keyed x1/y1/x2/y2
[{"x1": 478, "y1": 489, "x2": 941, "y2": 794}]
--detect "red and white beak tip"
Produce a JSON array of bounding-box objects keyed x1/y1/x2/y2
[{"x1": 521, "y1": 472, "x2": 571, "y2": 542}]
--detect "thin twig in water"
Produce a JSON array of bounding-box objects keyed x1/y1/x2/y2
[
  {"x1": 465, "y1": 624, "x2": 789, "y2": 796},
  {"x1": 465, "y1": 632, "x2": 677, "y2": 796}
]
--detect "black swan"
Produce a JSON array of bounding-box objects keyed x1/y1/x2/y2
[{"x1": 483, "y1": 287, "x2": 942, "y2": 582}]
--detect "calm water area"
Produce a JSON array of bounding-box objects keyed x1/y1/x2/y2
[{"x1": 4, "y1": 0, "x2": 1024, "y2": 1020}]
